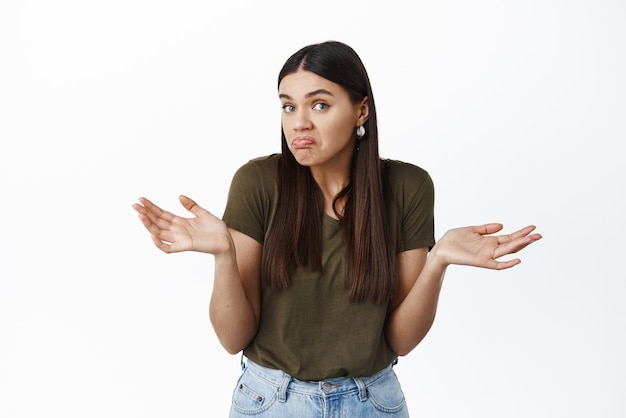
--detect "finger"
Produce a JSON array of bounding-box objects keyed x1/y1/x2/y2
[
  {"x1": 154, "y1": 229, "x2": 178, "y2": 245},
  {"x1": 495, "y1": 225, "x2": 538, "y2": 245},
  {"x1": 138, "y1": 197, "x2": 158, "y2": 212},
  {"x1": 135, "y1": 211, "x2": 152, "y2": 228},
  {"x1": 136, "y1": 198, "x2": 161, "y2": 224},
  {"x1": 150, "y1": 234, "x2": 173, "y2": 253},
  {"x1": 493, "y1": 234, "x2": 541, "y2": 258},
  {"x1": 476, "y1": 223, "x2": 504, "y2": 236},
  {"x1": 132, "y1": 203, "x2": 147, "y2": 215},
  {"x1": 475, "y1": 255, "x2": 520, "y2": 270},
  {"x1": 510, "y1": 225, "x2": 537, "y2": 240},
  {"x1": 133, "y1": 204, "x2": 151, "y2": 226},
  {"x1": 140, "y1": 197, "x2": 176, "y2": 222},
  {"x1": 137, "y1": 199, "x2": 178, "y2": 231},
  {"x1": 492, "y1": 258, "x2": 522, "y2": 270},
  {"x1": 138, "y1": 213, "x2": 166, "y2": 237},
  {"x1": 136, "y1": 208, "x2": 166, "y2": 233},
  {"x1": 137, "y1": 210, "x2": 176, "y2": 238},
  {"x1": 179, "y1": 195, "x2": 204, "y2": 217}
]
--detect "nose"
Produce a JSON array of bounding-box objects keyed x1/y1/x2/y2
[{"x1": 293, "y1": 109, "x2": 313, "y2": 131}]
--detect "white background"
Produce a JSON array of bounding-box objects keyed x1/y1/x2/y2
[{"x1": 1, "y1": 1, "x2": 624, "y2": 417}]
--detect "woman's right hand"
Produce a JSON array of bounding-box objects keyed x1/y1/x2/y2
[{"x1": 132, "y1": 195, "x2": 232, "y2": 255}]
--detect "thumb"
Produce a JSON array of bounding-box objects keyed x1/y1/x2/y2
[
  {"x1": 179, "y1": 194, "x2": 203, "y2": 216},
  {"x1": 477, "y1": 223, "x2": 504, "y2": 236}
]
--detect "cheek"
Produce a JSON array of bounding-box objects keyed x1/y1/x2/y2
[
  {"x1": 329, "y1": 114, "x2": 357, "y2": 137},
  {"x1": 281, "y1": 120, "x2": 291, "y2": 139}
]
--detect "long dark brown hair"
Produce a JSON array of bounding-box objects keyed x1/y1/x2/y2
[{"x1": 261, "y1": 41, "x2": 395, "y2": 304}]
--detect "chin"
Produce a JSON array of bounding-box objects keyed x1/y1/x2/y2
[
  {"x1": 294, "y1": 158, "x2": 314, "y2": 167},
  {"x1": 290, "y1": 151, "x2": 315, "y2": 167}
]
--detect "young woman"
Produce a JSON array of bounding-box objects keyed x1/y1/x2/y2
[{"x1": 132, "y1": 41, "x2": 541, "y2": 417}]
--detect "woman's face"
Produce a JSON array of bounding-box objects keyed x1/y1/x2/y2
[{"x1": 279, "y1": 70, "x2": 368, "y2": 171}]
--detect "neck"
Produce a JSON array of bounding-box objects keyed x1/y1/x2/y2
[{"x1": 310, "y1": 162, "x2": 351, "y2": 219}]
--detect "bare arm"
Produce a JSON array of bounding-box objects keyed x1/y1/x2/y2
[
  {"x1": 385, "y1": 247, "x2": 444, "y2": 356},
  {"x1": 209, "y1": 229, "x2": 261, "y2": 354},
  {"x1": 385, "y1": 223, "x2": 542, "y2": 356},
  {"x1": 132, "y1": 195, "x2": 261, "y2": 354}
]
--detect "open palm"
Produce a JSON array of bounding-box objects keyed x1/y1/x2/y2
[
  {"x1": 434, "y1": 223, "x2": 542, "y2": 270},
  {"x1": 132, "y1": 195, "x2": 231, "y2": 254}
]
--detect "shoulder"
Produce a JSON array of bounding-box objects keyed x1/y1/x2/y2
[
  {"x1": 231, "y1": 154, "x2": 280, "y2": 187},
  {"x1": 223, "y1": 155, "x2": 281, "y2": 242},
  {"x1": 382, "y1": 159, "x2": 433, "y2": 192},
  {"x1": 382, "y1": 159, "x2": 436, "y2": 251},
  {"x1": 236, "y1": 153, "x2": 281, "y2": 176},
  {"x1": 248, "y1": 153, "x2": 281, "y2": 167}
]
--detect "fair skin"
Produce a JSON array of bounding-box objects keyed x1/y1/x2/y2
[
  {"x1": 279, "y1": 70, "x2": 368, "y2": 216},
  {"x1": 132, "y1": 69, "x2": 542, "y2": 356}
]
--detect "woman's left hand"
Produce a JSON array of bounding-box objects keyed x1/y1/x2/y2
[{"x1": 431, "y1": 224, "x2": 542, "y2": 270}]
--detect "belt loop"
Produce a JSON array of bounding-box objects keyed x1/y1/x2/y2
[
  {"x1": 240, "y1": 353, "x2": 246, "y2": 371},
  {"x1": 278, "y1": 373, "x2": 291, "y2": 403},
  {"x1": 353, "y1": 377, "x2": 368, "y2": 402}
]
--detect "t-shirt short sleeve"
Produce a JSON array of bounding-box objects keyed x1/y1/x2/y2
[
  {"x1": 385, "y1": 160, "x2": 436, "y2": 253},
  {"x1": 221, "y1": 155, "x2": 278, "y2": 244}
]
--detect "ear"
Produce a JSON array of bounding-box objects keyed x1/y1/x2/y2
[{"x1": 356, "y1": 96, "x2": 369, "y2": 126}]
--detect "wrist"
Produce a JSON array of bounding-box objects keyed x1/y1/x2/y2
[
  {"x1": 212, "y1": 233, "x2": 236, "y2": 260},
  {"x1": 428, "y1": 243, "x2": 450, "y2": 270}
]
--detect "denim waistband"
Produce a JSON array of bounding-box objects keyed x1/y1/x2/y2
[{"x1": 241, "y1": 357, "x2": 396, "y2": 402}]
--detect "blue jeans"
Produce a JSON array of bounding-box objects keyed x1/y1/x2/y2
[{"x1": 229, "y1": 358, "x2": 409, "y2": 417}]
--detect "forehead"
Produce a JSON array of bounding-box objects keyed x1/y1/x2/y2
[{"x1": 278, "y1": 70, "x2": 343, "y2": 98}]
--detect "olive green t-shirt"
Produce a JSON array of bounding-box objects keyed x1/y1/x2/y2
[{"x1": 222, "y1": 154, "x2": 435, "y2": 381}]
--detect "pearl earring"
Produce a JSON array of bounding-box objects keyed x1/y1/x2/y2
[{"x1": 356, "y1": 125, "x2": 365, "y2": 138}]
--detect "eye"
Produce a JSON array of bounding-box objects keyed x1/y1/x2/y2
[
  {"x1": 313, "y1": 102, "x2": 328, "y2": 111},
  {"x1": 282, "y1": 104, "x2": 295, "y2": 113}
]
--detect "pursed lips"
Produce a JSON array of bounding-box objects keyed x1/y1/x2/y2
[{"x1": 292, "y1": 137, "x2": 315, "y2": 148}]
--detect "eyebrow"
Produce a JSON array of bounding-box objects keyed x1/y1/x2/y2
[{"x1": 278, "y1": 89, "x2": 335, "y2": 100}]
